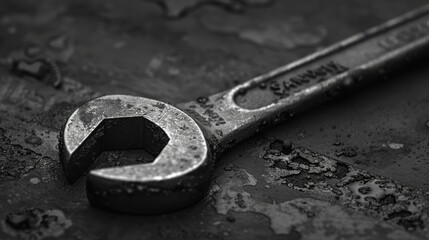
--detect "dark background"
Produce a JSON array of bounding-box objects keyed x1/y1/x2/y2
[{"x1": 1, "y1": 0, "x2": 429, "y2": 239}]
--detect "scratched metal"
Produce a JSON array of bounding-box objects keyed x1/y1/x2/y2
[
  {"x1": 1, "y1": 0, "x2": 429, "y2": 239},
  {"x1": 181, "y1": 4, "x2": 429, "y2": 152},
  {"x1": 62, "y1": 95, "x2": 210, "y2": 213}
]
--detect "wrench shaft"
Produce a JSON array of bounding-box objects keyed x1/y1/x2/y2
[{"x1": 179, "y1": 4, "x2": 429, "y2": 154}]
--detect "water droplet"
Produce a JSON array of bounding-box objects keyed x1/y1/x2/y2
[
  {"x1": 425, "y1": 120, "x2": 429, "y2": 129},
  {"x1": 388, "y1": 142, "x2": 404, "y2": 150},
  {"x1": 197, "y1": 96, "x2": 208, "y2": 104},
  {"x1": 29, "y1": 177, "x2": 40, "y2": 184}
]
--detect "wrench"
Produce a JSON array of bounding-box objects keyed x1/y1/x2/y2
[{"x1": 60, "y1": 5, "x2": 429, "y2": 214}]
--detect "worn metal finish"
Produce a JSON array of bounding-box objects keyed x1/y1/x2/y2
[
  {"x1": 61, "y1": 4, "x2": 429, "y2": 214},
  {"x1": 181, "y1": 4, "x2": 429, "y2": 151},
  {"x1": 62, "y1": 95, "x2": 210, "y2": 214}
]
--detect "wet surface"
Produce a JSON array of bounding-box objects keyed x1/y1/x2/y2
[
  {"x1": 263, "y1": 141, "x2": 429, "y2": 236},
  {"x1": 2, "y1": 208, "x2": 72, "y2": 240},
  {"x1": 1, "y1": 0, "x2": 429, "y2": 239},
  {"x1": 212, "y1": 164, "x2": 423, "y2": 239}
]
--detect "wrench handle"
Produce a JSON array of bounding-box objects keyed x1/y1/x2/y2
[{"x1": 179, "y1": 5, "x2": 429, "y2": 154}]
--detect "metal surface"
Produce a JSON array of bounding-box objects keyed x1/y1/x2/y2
[
  {"x1": 61, "y1": 4, "x2": 429, "y2": 214},
  {"x1": 62, "y1": 95, "x2": 210, "y2": 214},
  {"x1": 2, "y1": 0, "x2": 429, "y2": 239}
]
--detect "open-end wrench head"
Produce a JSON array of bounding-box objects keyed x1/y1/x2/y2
[{"x1": 60, "y1": 95, "x2": 211, "y2": 214}]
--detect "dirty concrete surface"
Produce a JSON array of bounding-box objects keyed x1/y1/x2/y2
[{"x1": 1, "y1": 0, "x2": 429, "y2": 239}]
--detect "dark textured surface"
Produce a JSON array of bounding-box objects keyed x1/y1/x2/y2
[{"x1": 1, "y1": 0, "x2": 429, "y2": 239}]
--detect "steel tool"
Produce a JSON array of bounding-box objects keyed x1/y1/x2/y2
[{"x1": 60, "y1": 5, "x2": 429, "y2": 214}]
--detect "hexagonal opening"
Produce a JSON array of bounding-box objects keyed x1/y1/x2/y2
[
  {"x1": 66, "y1": 116, "x2": 170, "y2": 182},
  {"x1": 91, "y1": 116, "x2": 170, "y2": 170}
]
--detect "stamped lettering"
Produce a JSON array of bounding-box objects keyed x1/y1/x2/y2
[
  {"x1": 379, "y1": 20, "x2": 429, "y2": 50},
  {"x1": 268, "y1": 61, "x2": 349, "y2": 96}
]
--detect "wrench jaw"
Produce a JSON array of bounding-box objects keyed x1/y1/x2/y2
[
  {"x1": 60, "y1": 95, "x2": 211, "y2": 214},
  {"x1": 86, "y1": 159, "x2": 213, "y2": 215},
  {"x1": 60, "y1": 112, "x2": 107, "y2": 183}
]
